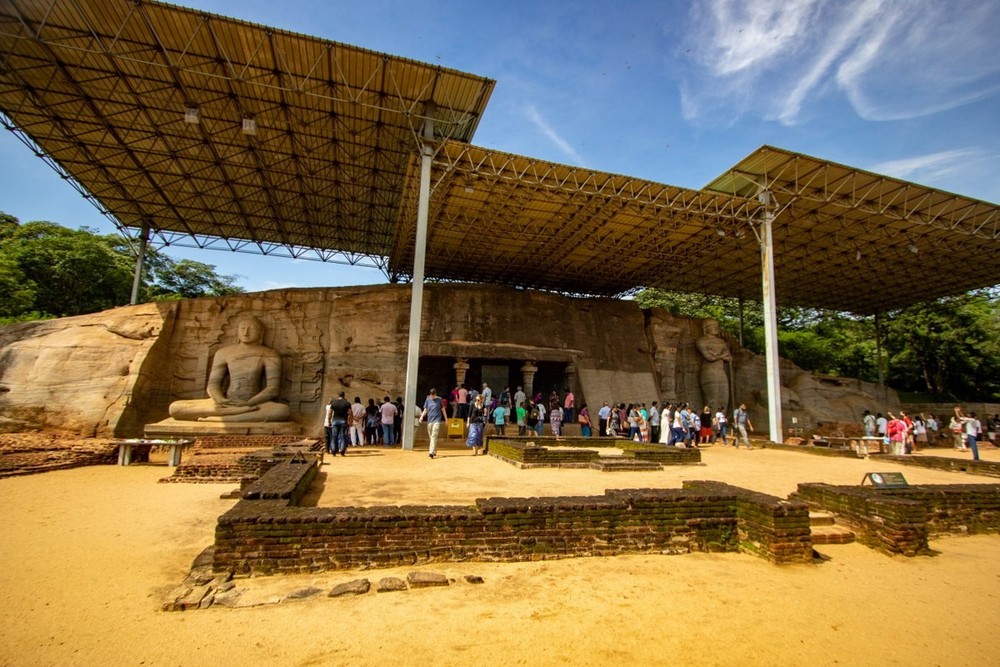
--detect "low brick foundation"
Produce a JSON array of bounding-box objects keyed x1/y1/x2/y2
[
  {"x1": 762, "y1": 441, "x2": 864, "y2": 458},
  {"x1": 487, "y1": 436, "x2": 701, "y2": 468},
  {"x1": 792, "y1": 482, "x2": 1000, "y2": 555},
  {"x1": 160, "y1": 436, "x2": 322, "y2": 483},
  {"x1": 212, "y1": 458, "x2": 811, "y2": 576},
  {"x1": 683, "y1": 481, "x2": 813, "y2": 563},
  {"x1": 0, "y1": 435, "x2": 118, "y2": 478},
  {"x1": 869, "y1": 454, "x2": 1000, "y2": 479}
]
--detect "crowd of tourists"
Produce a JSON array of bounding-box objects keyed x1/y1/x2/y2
[
  {"x1": 589, "y1": 400, "x2": 758, "y2": 449},
  {"x1": 864, "y1": 407, "x2": 998, "y2": 462},
  {"x1": 427, "y1": 383, "x2": 580, "y2": 457},
  {"x1": 323, "y1": 393, "x2": 405, "y2": 456},
  {"x1": 418, "y1": 384, "x2": 761, "y2": 457},
  {"x1": 327, "y1": 383, "x2": 998, "y2": 464}
]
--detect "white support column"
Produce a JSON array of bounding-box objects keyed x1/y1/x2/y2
[
  {"x1": 759, "y1": 191, "x2": 783, "y2": 444},
  {"x1": 129, "y1": 222, "x2": 149, "y2": 305},
  {"x1": 401, "y1": 118, "x2": 435, "y2": 452},
  {"x1": 874, "y1": 312, "x2": 885, "y2": 386}
]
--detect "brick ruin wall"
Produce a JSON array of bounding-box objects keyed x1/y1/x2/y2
[
  {"x1": 212, "y1": 459, "x2": 814, "y2": 576},
  {"x1": 161, "y1": 435, "x2": 321, "y2": 484},
  {"x1": 871, "y1": 454, "x2": 1000, "y2": 479},
  {"x1": 792, "y1": 482, "x2": 1000, "y2": 556}
]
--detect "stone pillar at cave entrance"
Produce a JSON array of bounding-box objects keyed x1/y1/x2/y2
[
  {"x1": 520, "y1": 361, "x2": 538, "y2": 399},
  {"x1": 453, "y1": 358, "x2": 469, "y2": 388}
]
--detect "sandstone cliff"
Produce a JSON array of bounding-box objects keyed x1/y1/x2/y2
[{"x1": 0, "y1": 285, "x2": 897, "y2": 437}]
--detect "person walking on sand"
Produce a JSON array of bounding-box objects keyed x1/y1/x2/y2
[
  {"x1": 420, "y1": 388, "x2": 446, "y2": 459},
  {"x1": 466, "y1": 393, "x2": 486, "y2": 455},
  {"x1": 956, "y1": 407, "x2": 982, "y2": 462},
  {"x1": 733, "y1": 403, "x2": 754, "y2": 449},
  {"x1": 715, "y1": 406, "x2": 729, "y2": 446}
]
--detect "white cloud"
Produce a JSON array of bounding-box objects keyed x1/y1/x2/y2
[
  {"x1": 694, "y1": 0, "x2": 818, "y2": 76},
  {"x1": 774, "y1": 0, "x2": 885, "y2": 124},
  {"x1": 870, "y1": 148, "x2": 980, "y2": 182},
  {"x1": 680, "y1": 0, "x2": 1000, "y2": 126},
  {"x1": 524, "y1": 104, "x2": 587, "y2": 166}
]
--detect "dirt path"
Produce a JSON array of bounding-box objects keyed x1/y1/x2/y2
[{"x1": 1, "y1": 444, "x2": 998, "y2": 666}]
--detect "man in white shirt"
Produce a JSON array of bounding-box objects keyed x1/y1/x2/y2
[
  {"x1": 513, "y1": 386, "x2": 527, "y2": 412},
  {"x1": 876, "y1": 413, "x2": 888, "y2": 438},
  {"x1": 958, "y1": 408, "x2": 982, "y2": 461},
  {"x1": 597, "y1": 402, "x2": 612, "y2": 437},
  {"x1": 379, "y1": 396, "x2": 397, "y2": 448},
  {"x1": 863, "y1": 410, "x2": 876, "y2": 437},
  {"x1": 350, "y1": 396, "x2": 366, "y2": 447}
]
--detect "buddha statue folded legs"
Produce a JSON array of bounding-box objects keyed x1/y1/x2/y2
[{"x1": 166, "y1": 315, "x2": 291, "y2": 424}]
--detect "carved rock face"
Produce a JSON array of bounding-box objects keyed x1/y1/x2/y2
[
  {"x1": 0, "y1": 304, "x2": 166, "y2": 436},
  {"x1": 0, "y1": 285, "x2": 895, "y2": 437}
]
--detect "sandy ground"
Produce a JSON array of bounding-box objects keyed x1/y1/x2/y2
[{"x1": 1, "y1": 441, "x2": 999, "y2": 667}]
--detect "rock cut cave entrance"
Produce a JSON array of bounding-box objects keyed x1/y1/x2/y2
[{"x1": 418, "y1": 356, "x2": 572, "y2": 405}]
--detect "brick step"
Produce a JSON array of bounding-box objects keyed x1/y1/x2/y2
[
  {"x1": 810, "y1": 525, "x2": 856, "y2": 545},
  {"x1": 809, "y1": 511, "x2": 836, "y2": 526},
  {"x1": 588, "y1": 458, "x2": 662, "y2": 472}
]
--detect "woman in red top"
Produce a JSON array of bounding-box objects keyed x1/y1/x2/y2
[{"x1": 886, "y1": 413, "x2": 908, "y2": 456}]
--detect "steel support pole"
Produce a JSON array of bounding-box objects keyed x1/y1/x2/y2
[
  {"x1": 401, "y1": 121, "x2": 434, "y2": 452},
  {"x1": 759, "y1": 194, "x2": 783, "y2": 444},
  {"x1": 737, "y1": 295, "x2": 745, "y2": 348},
  {"x1": 874, "y1": 312, "x2": 885, "y2": 386},
  {"x1": 129, "y1": 223, "x2": 149, "y2": 305}
]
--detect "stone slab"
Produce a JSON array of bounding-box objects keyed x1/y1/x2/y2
[
  {"x1": 376, "y1": 577, "x2": 407, "y2": 593},
  {"x1": 329, "y1": 579, "x2": 371, "y2": 597},
  {"x1": 406, "y1": 571, "x2": 450, "y2": 588},
  {"x1": 144, "y1": 418, "x2": 303, "y2": 438}
]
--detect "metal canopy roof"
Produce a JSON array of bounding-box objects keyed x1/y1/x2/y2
[
  {"x1": 704, "y1": 146, "x2": 1000, "y2": 313},
  {"x1": 0, "y1": 0, "x2": 494, "y2": 266},
  {"x1": 390, "y1": 141, "x2": 763, "y2": 297},
  {"x1": 388, "y1": 142, "x2": 999, "y2": 312},
  {"x1": 1, "y1": 0, "x2": 998, "y2": 316}
]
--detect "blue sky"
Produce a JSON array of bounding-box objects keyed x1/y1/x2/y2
[{"x1": 2, "y1": 0, "x2": 998, "y2": 292}]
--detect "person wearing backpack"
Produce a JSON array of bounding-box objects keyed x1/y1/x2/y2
[{"x1": 526, "y1": 400, "x2": 539, "y2": 433}]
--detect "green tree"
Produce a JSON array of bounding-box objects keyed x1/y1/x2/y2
[
  {"x1": 0, "y1": 212, "x2": 18, "y2": 239},
  {"x1": 0, "y1": 214, "x2": 244, "y2": 320},
  {"x1": 146, "y1": 257, "x2": 244, "y2": 300},
  {"x1": 636, "y1": 288, "x2": 882, "y2": 385},
  {"x1": 0, "y1": 220, "x2": 133, "y2": 317},
  {"x1": 884, "y1": 295, "x2": 1000, "y2": 400},
  {"x1": 0, "y1": 253, "x2": 35, "y2": 318}
]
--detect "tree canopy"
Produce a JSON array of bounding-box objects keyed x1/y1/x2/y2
[
  {"x1": 0, "y1": 213, "x2": 243, "y2": 322},
  {"x1": 637, "y1": 287, "x2": 1000, "y2": 402}
]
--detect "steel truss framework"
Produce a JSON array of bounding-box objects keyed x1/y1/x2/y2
[
  {"x1": 390, "y1": 141, "x2": 764, "y2": 299},
  {"x1": 1, "y1": 0, "x2": 997, "y2": 316},
  {"x1": 0, "y1": 0, "x2": 494, "y2": 269}
]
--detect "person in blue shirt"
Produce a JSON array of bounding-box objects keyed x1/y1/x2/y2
[{"x1": 420, "y1": 388, "x2": 446, "y2": 459}]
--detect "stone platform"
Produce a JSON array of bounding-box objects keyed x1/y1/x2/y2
[{"x1": 144, "y1": 418, "x2": 303, "y2": 438}]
